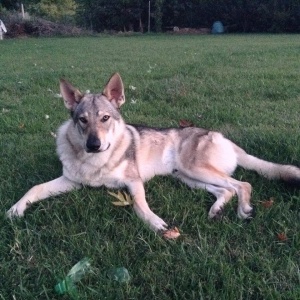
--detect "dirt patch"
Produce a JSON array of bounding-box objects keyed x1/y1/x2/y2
[{"x1": 167, "y1": 27, "x2": 211, "y2": 35}]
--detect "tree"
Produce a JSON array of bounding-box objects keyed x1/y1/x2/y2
[
  {"x1": 76, "y1": 0, "x2": 149, "y2": 32},
  {"x1": 2, "y1": 0, "x2": 299, "y2": 33},
  {"x1": 154, "y1": 0, "x2": 164, "y2": 32},
  {"x1": 1, "y1": 0, "x2": 18, "y2": 10},
  {"x1": 29, "y1": 0, "x2": 77, "y2": 22}
]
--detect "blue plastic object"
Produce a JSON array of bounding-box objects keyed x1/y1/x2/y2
[{"x1": 212, "y1": 21, "x2": 224, "y2": 34}]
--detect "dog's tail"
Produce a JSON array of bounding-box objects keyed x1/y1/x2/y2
[{"x1": 235, "y1": 145, "x2": 300, "y2": 186}]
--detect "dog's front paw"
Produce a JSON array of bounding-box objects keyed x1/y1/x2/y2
[
  {"x1": 146, "y1": 213, "x2": 168, "y2": 232},
  {"x1": 6, "y1": 204, "x2": 26, "y2": 219}
]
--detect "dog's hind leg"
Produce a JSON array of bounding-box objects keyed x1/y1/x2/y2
[
  {"x1": 207, "y1": 186, "x2": 236, "y2": 218},
  {"x1": 174, "y1": 172, "x2": 235, "y2": 218},
  {"x1": 7, "y1": 176, "x2": 81, "y2": 218},
  {"x1": 175, "y1": 168, "x2": 252, "y2": 219}
]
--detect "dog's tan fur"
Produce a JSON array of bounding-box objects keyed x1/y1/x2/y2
[{"x1": 7, "y1": 73, "x2": 300, "y2": 232}]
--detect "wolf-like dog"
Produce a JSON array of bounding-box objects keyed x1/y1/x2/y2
[{"x1": 7, "y1": 73, "x2": 300, "y2": 232}]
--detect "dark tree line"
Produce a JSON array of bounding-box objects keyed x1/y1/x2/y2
[{"x1": 1, "y1": 0, "x2": 300, "y2": 33}]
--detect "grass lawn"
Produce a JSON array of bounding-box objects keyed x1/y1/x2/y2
[{"x1": 0, "y1": 34, "x2": 299, "y2": 299}]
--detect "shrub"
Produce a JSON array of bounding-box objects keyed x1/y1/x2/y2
[{"x1": 0, "y1": 11, "x2": 86, "y2": 38}]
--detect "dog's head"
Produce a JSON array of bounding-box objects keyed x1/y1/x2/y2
[{"x1": 59, "y1": 73, "x2": 126, "y2": 153}]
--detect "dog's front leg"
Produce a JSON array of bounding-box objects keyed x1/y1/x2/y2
[
  {"x1": 128, "y1": 181, "x2": 168, "y2": 232},
  {"x1": 7, "y1": 176, "x2": 80, "y2": 218}
]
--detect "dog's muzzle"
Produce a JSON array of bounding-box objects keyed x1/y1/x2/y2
[
  {"x1": 86, "y1": 135, "x2": 101, "y2": 153},
  {"x1": 86, "y1": 135, "x2": 110, "y2": 153}
]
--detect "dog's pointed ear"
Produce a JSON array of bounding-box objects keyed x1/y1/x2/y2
[
  {"x1": 60, "y1": 79, "x2": 83, "y2": 110},
  {"x1": 102, "y1": 73, "x2": 125, "y2": 108}
]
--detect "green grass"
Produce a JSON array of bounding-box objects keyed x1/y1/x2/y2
[{"x1": 0, "y1": 34, "x2": 300, "y2": 299}]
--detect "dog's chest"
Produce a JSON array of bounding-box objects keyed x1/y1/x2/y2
[{"x1": 62, "y1": 154, "x2": 127, "y2": 188}]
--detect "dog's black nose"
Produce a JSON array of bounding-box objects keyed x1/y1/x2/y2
[{"x1": 86, "y1": 135, "x2": 101, "y2": 152}]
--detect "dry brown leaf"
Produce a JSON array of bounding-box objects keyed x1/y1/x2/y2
[
  {"x1": 277, "y1": 232, "x2": 287, "y2": 241},
  {"x1": 163, "y1": 227, "x2": 181, "y2": 240},
  {"x1": 261, "y1": 197, "x2": 274, "y2": 208},
  {"x1": 179, "y1": 119, "x2": 194, "y2": 128},
  {"x1": 19, "y1": 123, "x2": 25, "y2": 129},
  {"x1": 108, "y1": 191, "x2": 134, "y2": 206}
]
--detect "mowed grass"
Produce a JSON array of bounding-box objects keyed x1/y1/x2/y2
[{"x1": 0, "y1": 34, "x2": 299, "y2": 299}]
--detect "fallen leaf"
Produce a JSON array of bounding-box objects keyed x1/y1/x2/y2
[
  {"x1": 261, "y1": 197, "x2": 274, "y2": 208},
  {"x1": 50, "y1": 131, "x2": 57, "y2": 138},
  {"x1": 277, "y1": 232, "x2": 287, "y2": 241},
  {"x1": 179, "y1": 119, "x2": 194, "y2": 128},
  {"x1": 163, "y1": 227, "x2": 181, "y2": 240},
  {"x1": 19, "y1": 123, "x2": 25, "y2": 129},
  {"x1": 111, "y1": 201, "x2": 129, "y2": 206},
  {"x1": 129, "y1": 85, "x2": 137, "y2": 91},
  {"x1": 108, "y1": 191, "x2": 134, "y2": 206}
]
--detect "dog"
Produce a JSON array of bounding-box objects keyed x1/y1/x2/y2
[{"x1": 7, "y1": 73, "x2": 300, "y2": 232}]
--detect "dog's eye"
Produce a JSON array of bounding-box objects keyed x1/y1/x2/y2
[
  {"x1": 102, "y1": 115, "x2": 110, "y2": 122},
  {"x1": 79, "y1": 117, "x2": 88, "y2": 124}
]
